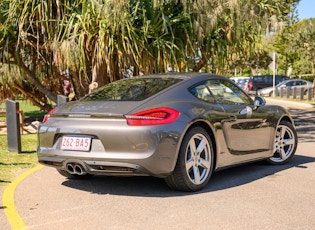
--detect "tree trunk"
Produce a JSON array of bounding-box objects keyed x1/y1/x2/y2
[
  {"x1": 91, "y1": 57, "x2": 108, "y2": 88},
  {"x1": 70, "y1": 71, "x2": 89, "y2": 99},
  {"x1": 311, "y1": 53, "x2": 314, "y2": 75},
  {"x1": 17, "y1": 57, "x2": 58, "y2": 103},
  {"x1": 193, "y1": 57, "x2": 206, "y2": 72},
  {"x1": 14, "y1": 84, "x2": 51, "y2": 111}
]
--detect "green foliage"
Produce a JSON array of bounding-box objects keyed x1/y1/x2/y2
[
  {"x1": 0, "y1": 99, "x2": 46, "y2": 121},
  {"x1": 0, "y1": 134, "x2": 38, "y2": 188},
  {"x1": 301, "y1": 76, "x2": 314, "y2": 82},
  {"x1": 16, "y1": 99, "x2": 46, "y2": 116},
  {"x1": 0, "y1": 0, "x2": 302, "y2": 108},
  {"x1": 273, "y1": 18, "x2": 315, "y2": 76},
  {"x1": 0, "y1": 99, "x2": 41, "y2": 188}
]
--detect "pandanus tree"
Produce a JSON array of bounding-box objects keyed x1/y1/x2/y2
[
  {"x1": 0, "y1": 0, "x2": 76, "y2": 108},
  {"x1": 0, "y1": 0, "x2": 299, "y2": 109},
  {"x1": 0, "y1": 0, "x2": 190, "y2": 108},
  {"x1": 181, "y1": 0, "x2": 299, "y2": 74}
]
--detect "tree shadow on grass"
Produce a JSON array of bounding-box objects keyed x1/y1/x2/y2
[
  {"x1": 21, "y1": 150, "x2": 36, "y2": 154},
  {"x1": 0, "y1": 161, "x2": 33, "y2": 166}
]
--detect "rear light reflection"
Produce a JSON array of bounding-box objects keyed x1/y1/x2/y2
[
  {"x1": 42, "y1": 107, "x2": 56, "y2": 123},
  {"x1": 124, "y1": 107, "x2": 180, "y2": 126}
]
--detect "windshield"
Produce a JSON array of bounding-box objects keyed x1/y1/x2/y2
[{"x1": 81, "y1": 77, "x2": 182, "y2": 101}]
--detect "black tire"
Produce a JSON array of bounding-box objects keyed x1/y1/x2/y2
[
  {"x1": 165, "y1": 127, "x2": 214, "y2": 192},
  {"x1": 266, "y1": 120, "x2": 297, "y2": 165},
  {"x1": 56, "y1": 169, "x2": 93, "y2": 179}
]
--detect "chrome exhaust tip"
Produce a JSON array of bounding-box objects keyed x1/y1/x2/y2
[
  {"x1": 66, "y1": 163, "x2": 75, "y2": 174},
  {"x1": 74, "y1": 164, "x2": 87, "y2": 175}
]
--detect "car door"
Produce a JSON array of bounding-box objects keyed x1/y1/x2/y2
[{"x1": 206, "y1": 79, "x2": 274, "y2": 156}]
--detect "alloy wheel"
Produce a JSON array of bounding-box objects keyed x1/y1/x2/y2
[{"x1": 185, "y1": 133, "x2": 212, "y2": 185}]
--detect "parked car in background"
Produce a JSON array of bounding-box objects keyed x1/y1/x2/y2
[
  {"x1": 230, "y1": 77, "x2": 249, "y2": 92},
  {"x1": 238, "y1": 78, "x2": 249, "y2": 91},
  {"x1": 246, "y1": 75, "x2": 289, "y2": 95},
  {"x1": 230, "y1": 77, "x2": 249, "y2": 85},
  {"x1": 258, "y1": 79, "x2": 313, "y2": 97},
  {"x1": 38, "y1": 73, "x2": 297, "y2": 192}
]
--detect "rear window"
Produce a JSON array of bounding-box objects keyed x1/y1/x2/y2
[{"x1": 81, "y1": 77, "x2": 182, "y2": 101}]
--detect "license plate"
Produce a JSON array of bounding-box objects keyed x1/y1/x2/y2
[{"x1": 61, "y1": 136, "x2": 91, "y2": 151}]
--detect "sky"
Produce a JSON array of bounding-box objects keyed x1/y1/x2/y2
[{"x1": 296, "y1": 0, "x2": 315, "y2": 20}]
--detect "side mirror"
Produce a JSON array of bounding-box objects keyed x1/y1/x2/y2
[{"x1": 254, "y1": 95, "x2": 266, "y2": 110}]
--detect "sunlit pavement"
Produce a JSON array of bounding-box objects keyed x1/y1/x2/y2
[{"x1": 1, "y1": 99, "x2": 314, "y2": 230}]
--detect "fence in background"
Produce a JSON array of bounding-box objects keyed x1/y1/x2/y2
[{"x1": 274, "y1": 87, "x2": 314, "y2": 101}]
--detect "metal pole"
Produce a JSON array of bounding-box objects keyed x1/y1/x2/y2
[{"x1": 272, "y1": 52, "x2": 276, "y2": 97}]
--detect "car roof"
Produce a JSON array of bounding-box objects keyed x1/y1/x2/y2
[
  {"x1": 56, "y1": 73, "x2": 238, "y2": 115},
  {"x1": 133, "y1": 72, "x2": 233, "y2": 85}
]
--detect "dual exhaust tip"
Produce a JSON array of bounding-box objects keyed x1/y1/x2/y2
[{"x1": 66, "y1": 163, "x2": 87, "y2": 175}]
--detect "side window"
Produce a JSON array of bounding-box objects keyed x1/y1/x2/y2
[
  {"x1": 189, "y1": 82, "x2": 216, "y2": 103},
  {"x1": 207, "y1": 79, "x2": 252, "y2": 105},
  {"x1": 286, "y1": 81, "x2": 294, "y2": 87}
]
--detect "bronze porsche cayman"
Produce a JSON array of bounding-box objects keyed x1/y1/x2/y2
[{"x1": 37, "y1": 73, "x2": 298, "y2": 191}]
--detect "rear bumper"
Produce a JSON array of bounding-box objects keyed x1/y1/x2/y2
[
  {"x1": 37, "y1": 119, "x2": 183, "y2": 177},
  {"x1": 38, "y1": 156, "x2": 158, "y2": 177},
  {"x1": 37, "y1": 136, "x2": 179, "y2": 177}
]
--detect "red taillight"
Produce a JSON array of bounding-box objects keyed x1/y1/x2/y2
[
  {"x1": 124, "y1": 107, "x2": 180, "y2": 126},
  {"x1": 42, "y1": 107, "x2": 56, "y2": 123}
]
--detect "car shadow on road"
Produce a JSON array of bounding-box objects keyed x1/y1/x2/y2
[
  {"x1": 290, "y1": 108, "x2": 315, "y2": 143},
  {"x1": 61, "y1": 154, "x2": 315, "y2": 197}
]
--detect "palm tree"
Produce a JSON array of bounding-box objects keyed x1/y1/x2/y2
[
  {"x1": 181, "y1": 0, "x2": 299, "y2": 73},
  {"x1": 0, "y1": 0, "x2": 300, "y2": 109},
  {"x1": 0, "y1": 0, "x2": 68, "y2": 108}
]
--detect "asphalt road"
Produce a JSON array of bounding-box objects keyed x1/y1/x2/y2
[{"x1": 1, "y1": 100, "x2": 314, "y2": 230}]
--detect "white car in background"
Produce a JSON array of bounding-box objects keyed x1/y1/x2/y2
[{"x1": 258, "y1": 79, "x2": 313, "y2": 97}]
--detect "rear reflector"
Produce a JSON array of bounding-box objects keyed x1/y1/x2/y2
[{"x1": 124, "y1": 107, "x2": 180, "y2": 126}]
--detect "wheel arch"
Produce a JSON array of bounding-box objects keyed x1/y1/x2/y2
[
  {"x1": 181, "y1": 120, "x2": 217, "y2": 169},
  {"x1": 278, "y1": 115, "x2": 295, "y2": 126},
  {"x1": 165, "y1": 120, "x2": 218, "y2": 191}
]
